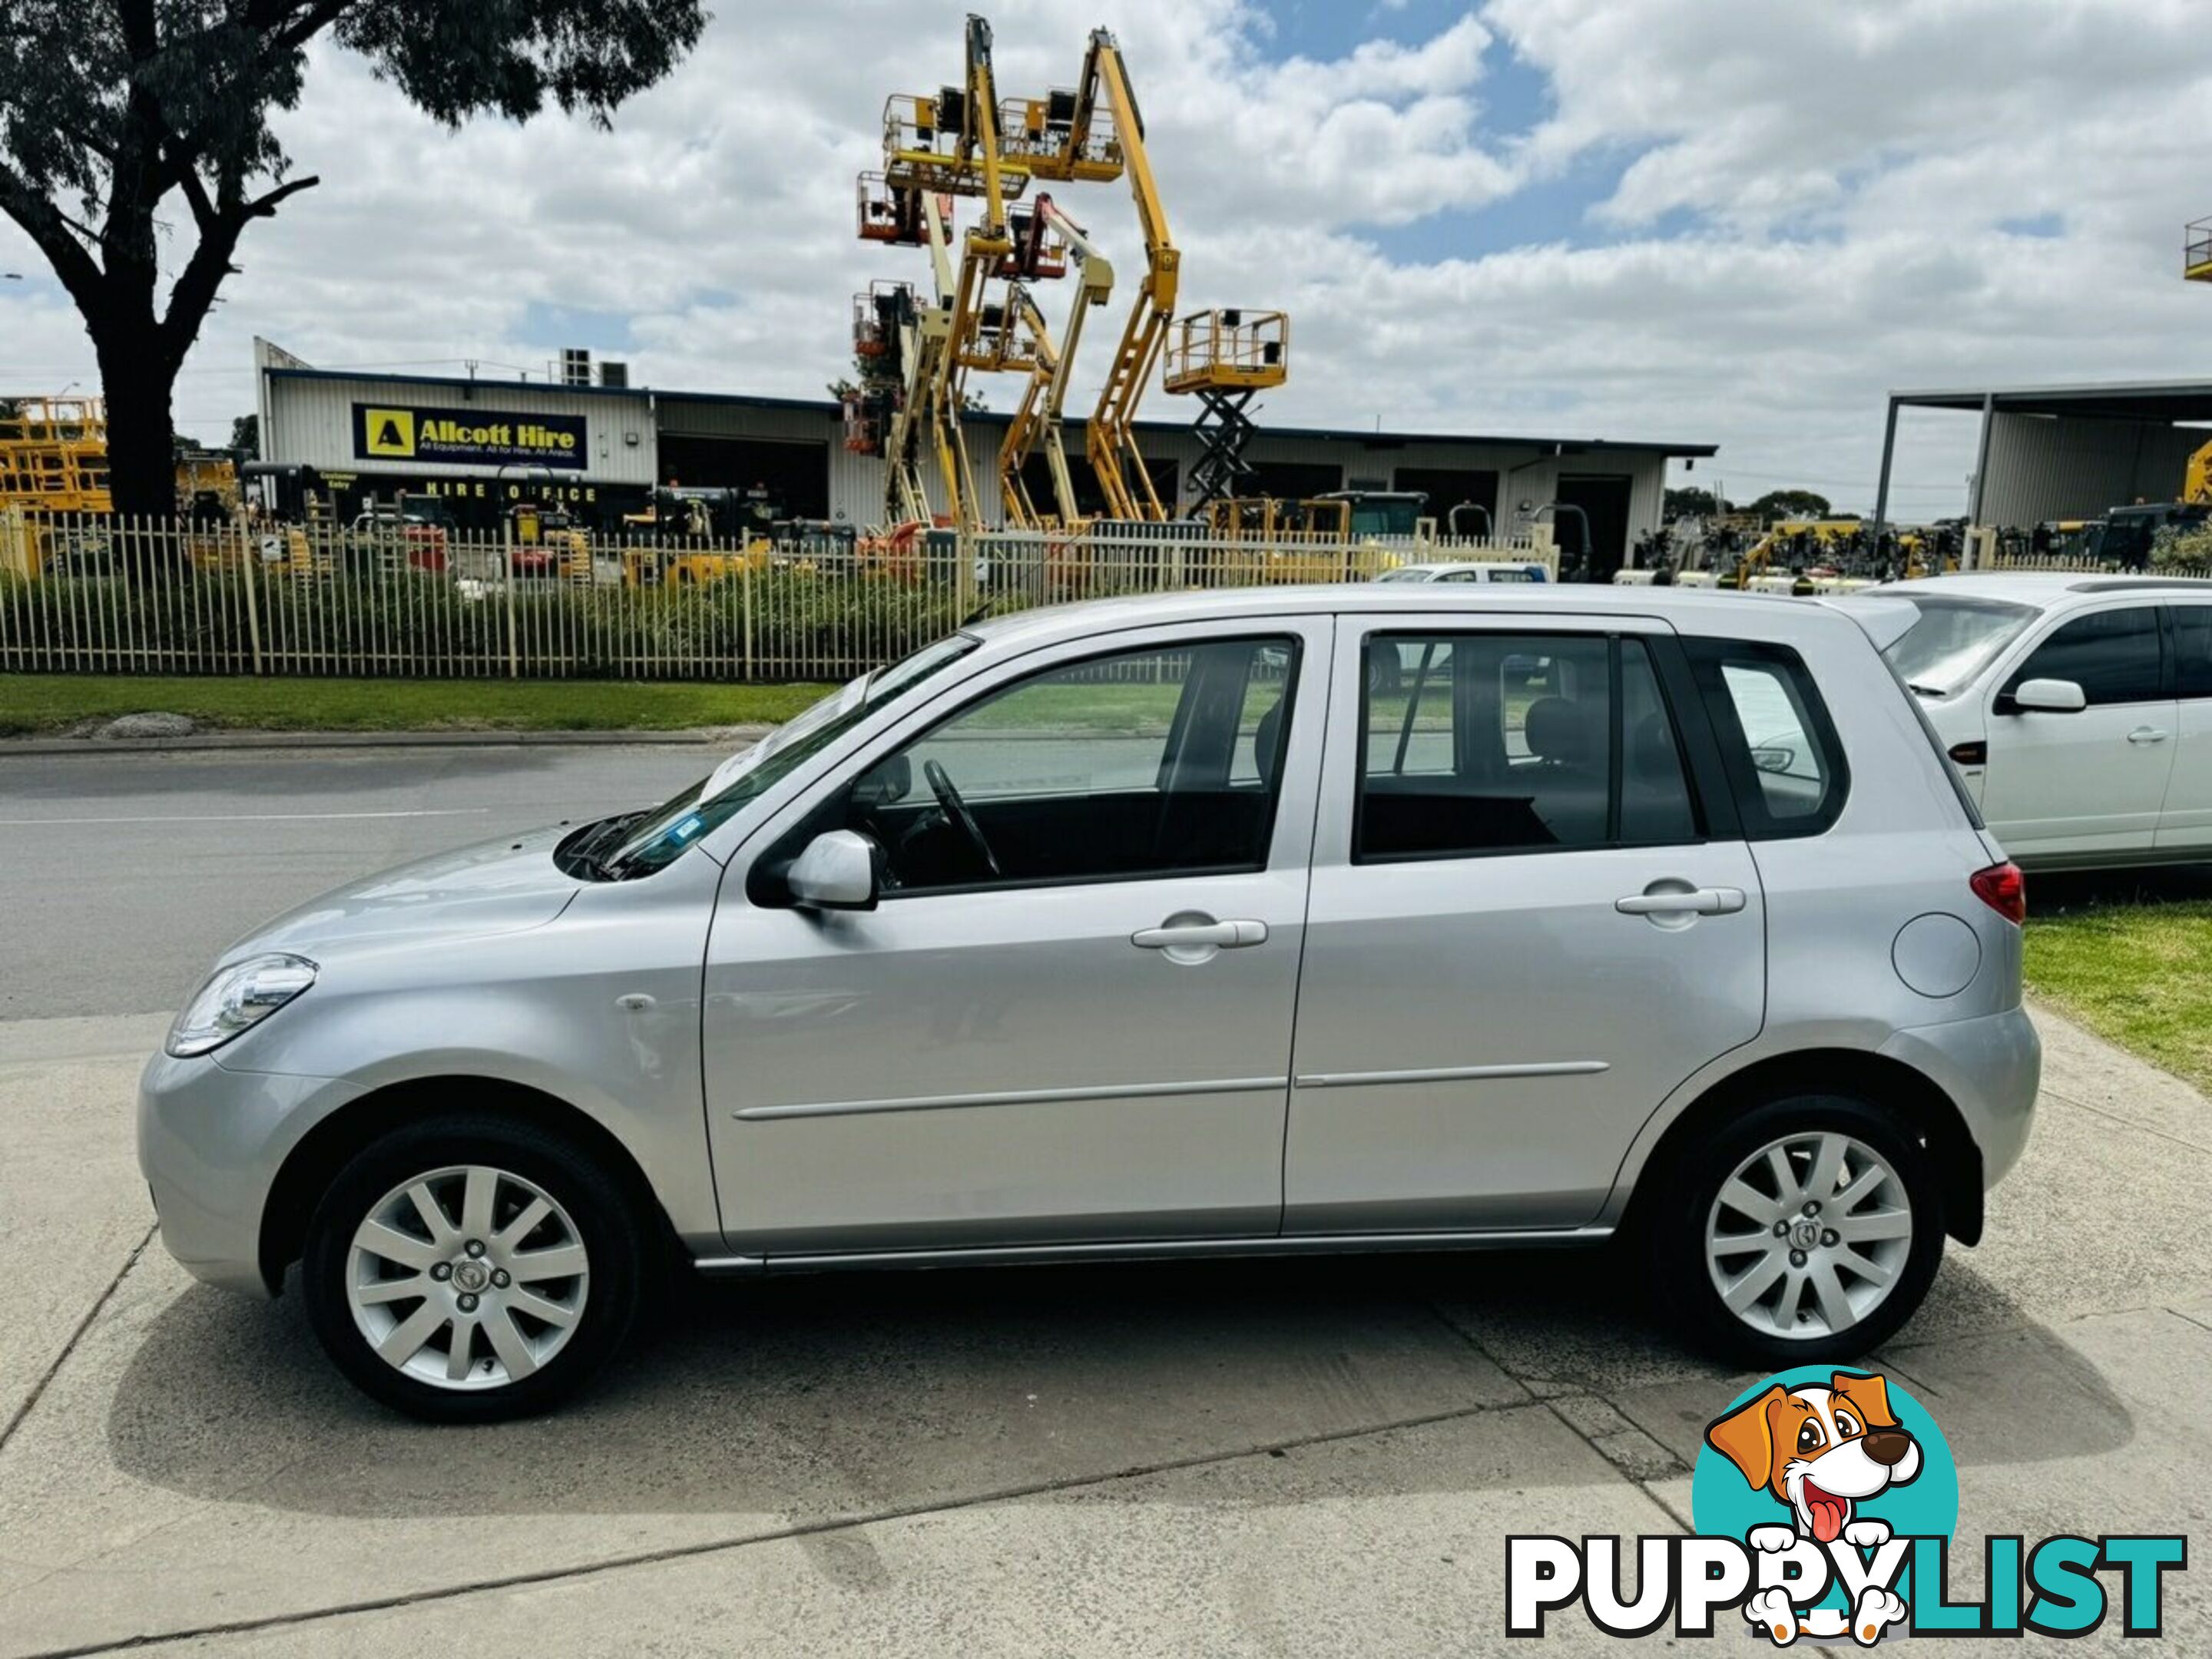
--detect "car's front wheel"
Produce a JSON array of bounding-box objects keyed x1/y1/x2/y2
[
  {"x1": 302, "y1": 1114, "x2": 647, "y2": 1422},
  {"x1": 1654, "y1": 1092, "x2": 1945, "y2": 1367}
]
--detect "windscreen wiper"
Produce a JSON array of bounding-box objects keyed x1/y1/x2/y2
[{"x1": 570, "y1": 810, "x2": 646, "y2": 879}]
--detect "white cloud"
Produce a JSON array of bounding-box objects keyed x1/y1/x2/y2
[{"x1": 3, "y1": 0, "x2": 2210, "y2": 516}]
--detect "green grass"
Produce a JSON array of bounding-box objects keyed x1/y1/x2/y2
[
  {"x1": 0, "y1": 674, "x2": 836, "y2": 736},
  {"x1": 2025, "y1": 894, "x2": 2212, "y2": 1094}
]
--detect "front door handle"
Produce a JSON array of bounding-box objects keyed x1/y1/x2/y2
[
  {"x1": 1131, "y1": 918, "x2": 1269, "y2": 950},
  {"x1": 2128, "y1": 727, "x2": 2170, "y2": 745},
  {"x1": 1615, "y1": 886, "x2": 1746, "y2": 916}
]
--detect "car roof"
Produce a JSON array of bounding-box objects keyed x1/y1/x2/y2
[
  {"x1": 1864, "y1": 571, "x2": 2212, "y2": 609},
  {"x1": 961, "y1": 581, "x2": 1860, "y2": 654},
  {"x1": 1389, "y1": 559, "x2": 1541, "y2": 575}
]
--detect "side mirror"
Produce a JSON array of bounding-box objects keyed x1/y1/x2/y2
[
  {"x1": 2005, "y1": 677, "x2": 2087, "y2": 714},
  {"x1": 786, "y1": 830, "x2": 882, "y2": 911}
]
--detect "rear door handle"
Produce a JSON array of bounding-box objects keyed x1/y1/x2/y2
[
  {"x1": 2128, "y1": 727, "x2": 2170, "y2": 745},
  {"x1": 1615, "y1": 887, "x2": 1746, "y2": 916},
  {"x1": 1131, "y1": 919, "x2": 1269, "y2": 949}
]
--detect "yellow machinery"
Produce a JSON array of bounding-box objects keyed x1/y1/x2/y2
[
  {"x1": 2181, "y1": 438, "x2": 2212, "y2": 507},
  {"x1": 1022, "y1": 28, "x2": 1287, "y2": 520},
  {"x1": 0, "y1": 396, "x2": 112, "y2": 516},
  {"x1": 850, "y1": 14, "x2": 1041, "y2": 536},
  {"x1": 1722, "y1": 518, "x2": 1868, "y2": 588},
  {"x1": 2174, "y1": 218, "x2": 2212, "y2": 498},
  {"x1": 999, "y1": 194, "x2": 1112, "y2": 529},
  {"x1": 2187, "y1": 216, "x2": 2212, "y2": 283},
  {"x1": 849, "y1": 18, "x2": 1290, "y2": 532},
  {"x1": 1, "y1": 397, "x2": 261, "y2": 573}
]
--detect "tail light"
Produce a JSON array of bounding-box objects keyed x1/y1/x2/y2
[{"x1": 1970, "y1": 861, "x2": 2026, "y2": 926}]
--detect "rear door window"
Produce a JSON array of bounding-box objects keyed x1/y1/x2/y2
[
  {"x1": 2171, "y1": 606, "x2": 2212, "y2": 699},
  {"x1": 1355, "y1": 631, "x2": 1702, "y2": 859}
]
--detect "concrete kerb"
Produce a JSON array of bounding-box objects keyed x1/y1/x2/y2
[{"x1": 1, "y1": 726, "x2": 775, "y2": 755}]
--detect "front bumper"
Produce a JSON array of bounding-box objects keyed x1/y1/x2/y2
[
  {"x1": 1881, "y1": 1004, "x2": 2041, "y2": 1191},
  {"x1": 137, "y1": 1050, "x2": 361, "y2": 1297}
]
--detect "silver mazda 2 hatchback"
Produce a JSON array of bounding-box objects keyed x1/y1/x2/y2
[{"x1": 141, "y1": 585, "x2": 2041, "y2": 1420}]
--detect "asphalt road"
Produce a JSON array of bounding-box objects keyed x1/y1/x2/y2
[
  {"x1": 0, "y1": 746, "x2": 713, "y2": 1021},
  {"x1": 0, "y1": 744, "x2": 2207, "y2": 1653}
]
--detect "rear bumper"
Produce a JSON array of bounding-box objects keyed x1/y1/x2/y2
[{"x1": 1881, "y1": 1005, "x2": 2041, "y2": 1191}]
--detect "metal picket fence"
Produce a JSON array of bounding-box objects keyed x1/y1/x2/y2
[{"x1": 0, "y1": 513, "x2": 1551, "y2": 683}]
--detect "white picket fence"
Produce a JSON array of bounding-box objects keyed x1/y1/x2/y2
[{"x1": 0, "y1": 515, "x2": 1551, "y2": 682}]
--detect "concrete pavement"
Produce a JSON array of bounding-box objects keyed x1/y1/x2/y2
[{"x1": 0, "y1": 1001, "x2": 2204, "y2": 1656}]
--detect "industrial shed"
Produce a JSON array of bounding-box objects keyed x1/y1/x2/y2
[
  {"x1": 253, "y1": 337, "x2": 1714, "y2": 575},
  {"x1": 1874, "y1": 379, "x2": 2212, "y2": 532}
]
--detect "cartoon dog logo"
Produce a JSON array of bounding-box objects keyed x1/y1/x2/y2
[{"x1": 1705, "y1": 1372, "x2": 1920, "y2": 1645}]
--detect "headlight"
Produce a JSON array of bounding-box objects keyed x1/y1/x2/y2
[{"x1": 167, "y1": 954, "x2": 318, "y2": 1058}]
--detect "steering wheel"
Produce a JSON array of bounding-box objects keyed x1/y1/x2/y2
[{"x1": 922, "y1": 759, "x2": 1001, "y2": 880}]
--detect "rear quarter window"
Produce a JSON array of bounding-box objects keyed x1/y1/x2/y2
[{"x1": 1681, "y1": 638, "x2": 1849, "y2": 838}]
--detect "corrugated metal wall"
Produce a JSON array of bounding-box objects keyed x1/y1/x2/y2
[
  {"x1": 265, "y1": 375, "x2": 661, "y2": 487},
  {"x1": 264, "y1": 370, "x2": 1677, "y2": 538},
  {"x1": 834, "y1": 418, "x2": 1671, "y2": 537},
  {"x1": 1980, "y1": 412, "x2": 2206, "y2": 526}
]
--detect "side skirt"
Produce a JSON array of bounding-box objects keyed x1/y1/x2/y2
[{"x1": 693, "y1": 1225, "x2": 1615, "y2": 1277}]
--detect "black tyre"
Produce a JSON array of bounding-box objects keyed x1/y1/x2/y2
[
  {"x1": 1651, "y1": 1092, "x2": 1945, "y2": 1369},
  {"x1": 302, "y1": 1114, "x2": 648, "y2": 1422}
]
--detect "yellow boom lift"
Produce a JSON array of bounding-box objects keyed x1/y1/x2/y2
[
  {"x1": 998, "y1": 194, "x2": 1113, "y2": 529},
  {"x1": 853, "y1": 14, "x2": 1063, "y2": 535},
  {"x1": 1020, "y1": 28, "x2": 1288, "y2": 520}
]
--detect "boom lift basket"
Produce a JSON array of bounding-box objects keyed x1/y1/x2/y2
[
  {"x1": 1000, "y1": 93, "x2": 1124, "y2": 181},
  {"x1": 856, "y1": 171, "x2": 930, "y2": 245},
  {"x1": 882, "y1": 94, "x2": 1034, "y2": 199},
  {"x1": 997, "y1": 200, "x2": 1071, "y2": 280}
]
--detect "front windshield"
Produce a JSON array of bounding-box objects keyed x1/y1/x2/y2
[
  {"x1": 1879, "y1": 596, "x2": 2036, "y2": 697},
  {"x1": 601, "y1": 631, "x2": 981, "y2": 875}
]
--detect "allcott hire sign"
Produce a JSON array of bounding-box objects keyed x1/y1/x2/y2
[{"x1": 353, "y1": 402, "x2": 588, "y2": 472}]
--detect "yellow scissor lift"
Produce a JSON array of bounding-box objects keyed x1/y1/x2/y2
[
  {"x1": 0, "y1": 396, "x2": 112, "y2": 575},
  {"x1": 1167, "y1": 308, "x2": 1289, "y2": 509}
]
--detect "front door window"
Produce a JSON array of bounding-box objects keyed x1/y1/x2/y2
[{"x1": 836, "y1": 637, "x2": 1300, "y2": 892}]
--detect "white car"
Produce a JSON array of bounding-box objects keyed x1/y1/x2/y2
[
  {"x1": 1375, "y1": 560, "x2": 1548, "y2": 584},
  {"x1": 1857, "y1": 573, "x2": 2212, "y2": 869}
]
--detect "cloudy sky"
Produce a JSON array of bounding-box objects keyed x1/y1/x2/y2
[{"x1": 5, "y1": 0, "x2": 2211, "y2": 518}]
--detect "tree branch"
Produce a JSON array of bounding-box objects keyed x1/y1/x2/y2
[
  {"x1": 157, "y1": 174, "x2": 317, "y2": 357},
  {"x1": 264, "y1": 0, "x2": 353, "y2": 61},
  {"x1": 171, "y1": 154, "x2": 218, "y2": 232},
  {"x1": 242, "y1": 171, "x2": 319, "y2": 219},
  {"x1": 0, "y1": 162, "x2": 106, "y2": 307}
]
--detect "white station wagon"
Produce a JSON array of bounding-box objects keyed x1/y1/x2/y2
[{"x1": 1863, "y1": 574, "x2": 2212, "y2": 868}]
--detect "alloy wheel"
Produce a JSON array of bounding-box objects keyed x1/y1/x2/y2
[
  {"x1": 1704, "y1": 1131, "x2": 1914, "y2": 1341},
  {"x1": 344, "y1": 1164, "x2": 590, "y2": 1391}
]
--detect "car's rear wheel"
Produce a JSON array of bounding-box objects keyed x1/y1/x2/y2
[
  {"x1": 302, "y1": 1115, "x2": 647, "y2": 1422},
  {"x1": 1653, "y1": 1092, "x2": 1945, "y2": 1367}
]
